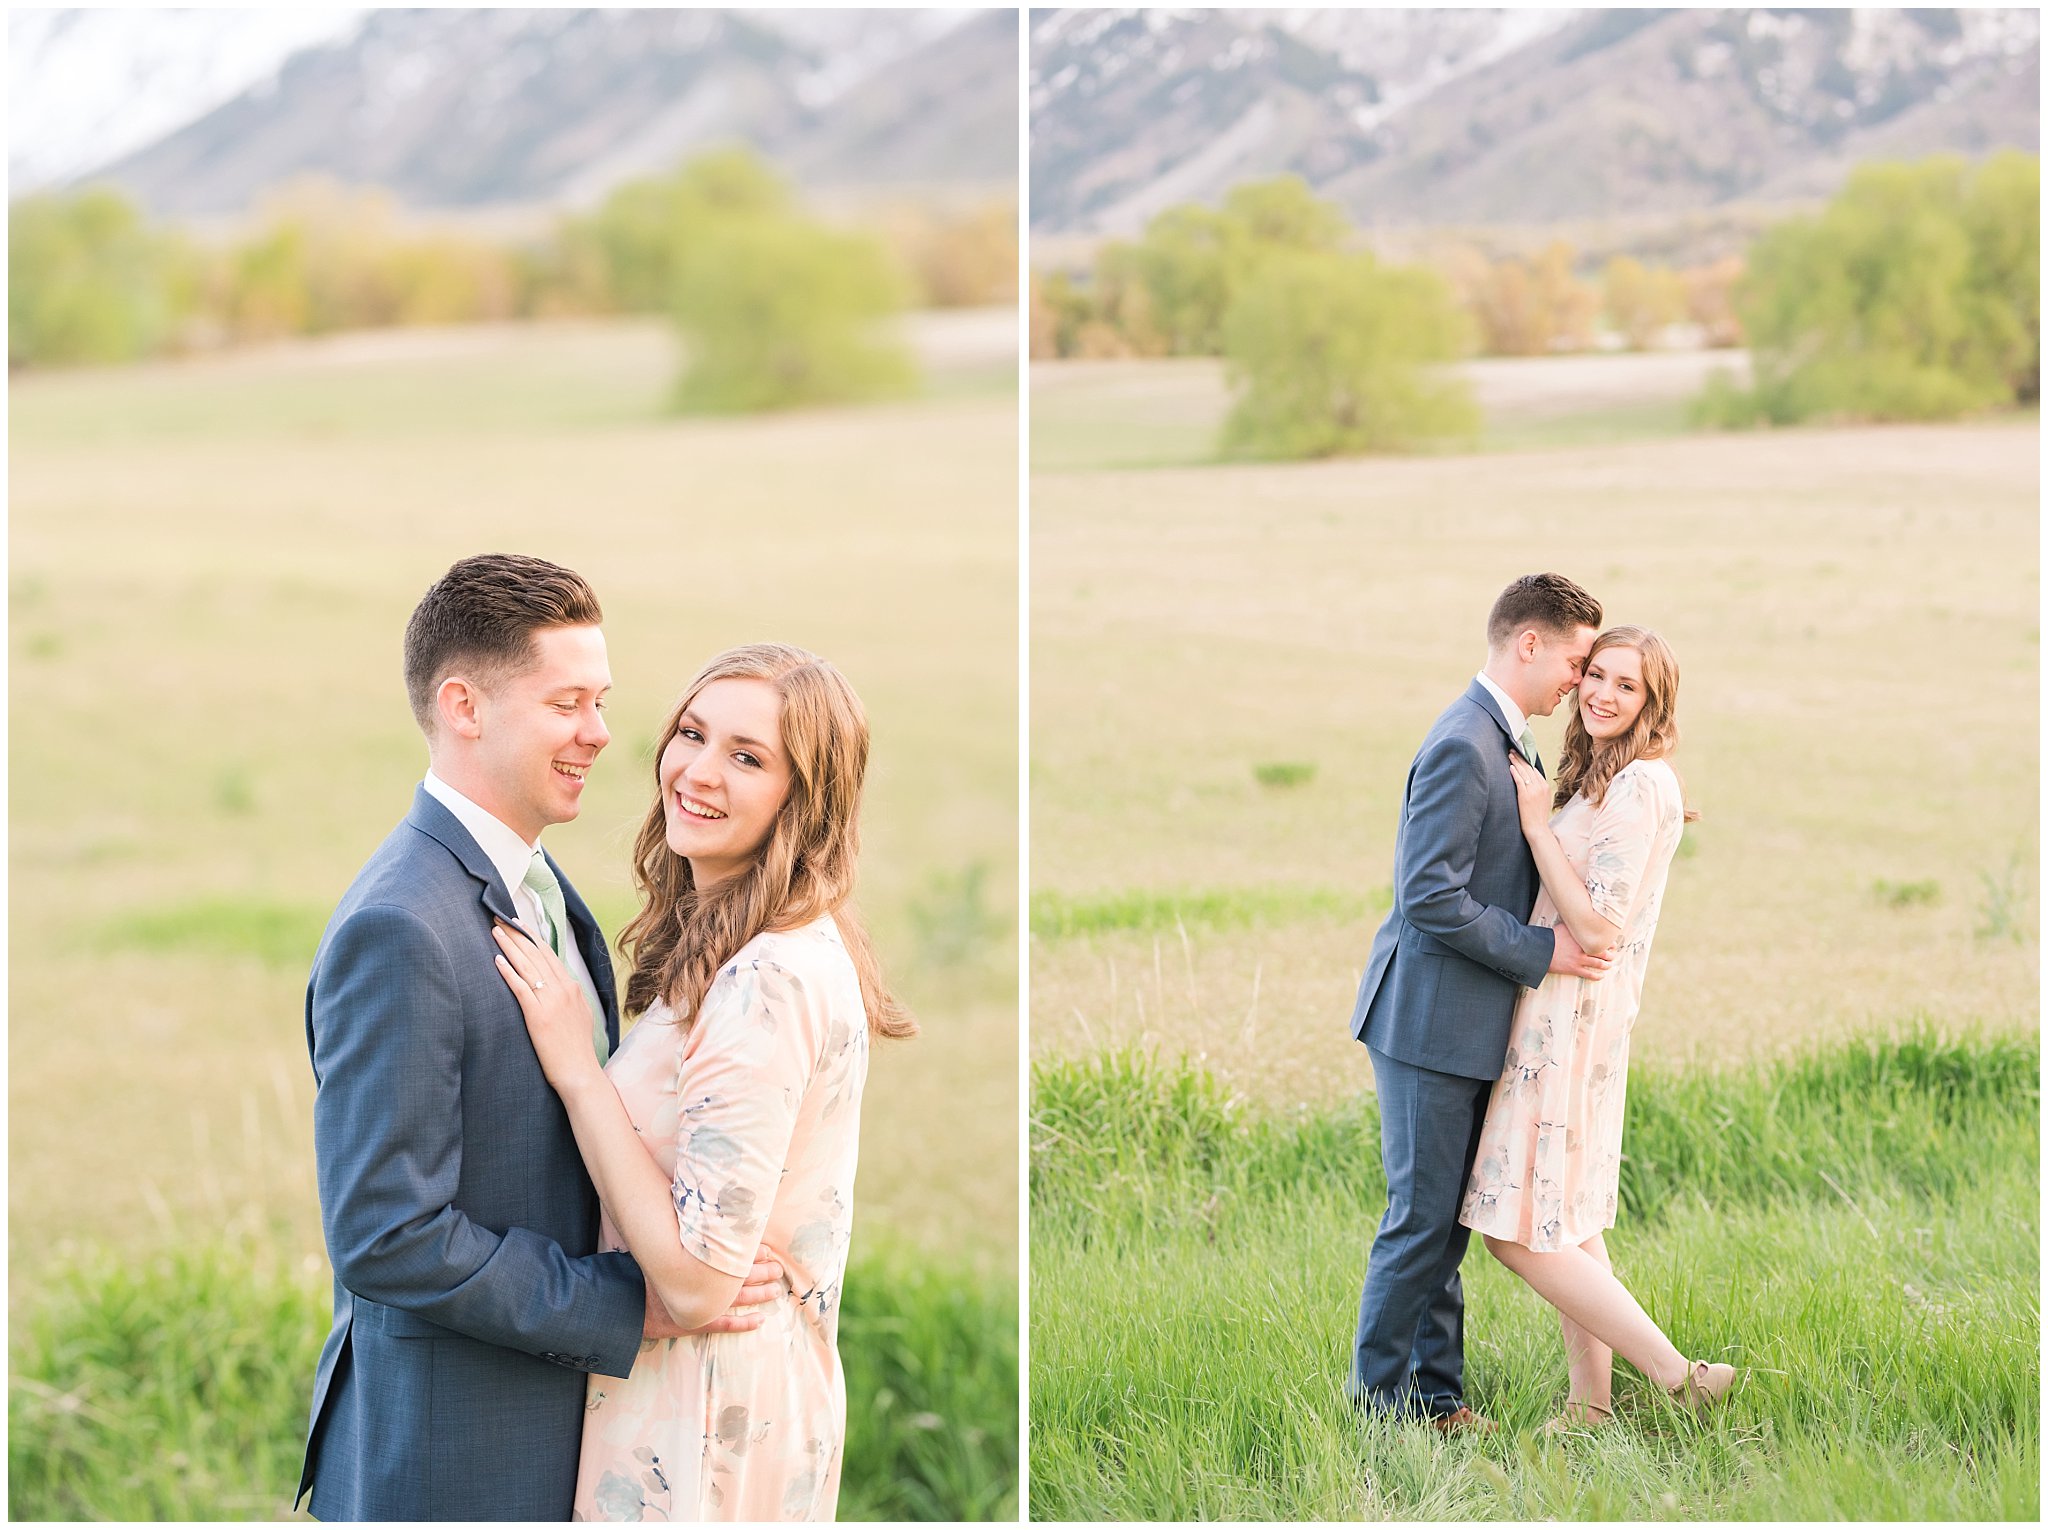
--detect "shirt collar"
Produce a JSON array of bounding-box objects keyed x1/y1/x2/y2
[
  {"x1": 1473, "y1": 670, "x2": 1529, "y2": 742},
  {"x1": 423, "y1": 770, "x2": 541, "y2": 908}
]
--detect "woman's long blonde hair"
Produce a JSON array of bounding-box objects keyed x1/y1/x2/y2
[
  {"x1": 1553, "y1": 625, "x2": 1700, "y2": 823},
  {"x1": 619, "y1": 643, "x2": 914, "y2": 1037}
]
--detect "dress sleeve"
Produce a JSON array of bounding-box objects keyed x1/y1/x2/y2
[
  {"x1": 667, "y1": 954, "x2": 826, "y2": 1279},
  {"x1": 1583, "y1": 764, "x2": 1675, "y2": 928}
]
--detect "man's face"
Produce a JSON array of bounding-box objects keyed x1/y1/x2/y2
[
  {"x1": 1523, "y1": 624, "x2": 1599, "y2": 718},
  {"x1": 465, "y1": 623, "x2": 612, "y2": 842}
]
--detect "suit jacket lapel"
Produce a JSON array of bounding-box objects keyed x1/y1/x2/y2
[
  {"x1": 548, "y1": 852, "x2": 622, "y2": 1047},
  {"x1": 1463, "y1": 678, "x2": 1518, "y2": 749},
  {"x1": 405, "y1": 785, "x2": 523, "y2": 926},
  {"x1": 1463, "y1": 678, "x2": 1544, "y2": 772},
  {"x1": 404, "y1": 788, "x2": 620, "y2": 1046}
]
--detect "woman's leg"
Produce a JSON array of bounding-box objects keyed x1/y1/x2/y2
[
  {"x1": 1557, "y1": 1233, "x2": 1614, "y2": 1416},
  {"x1": 1484, "y1": 1232, "x2": 1689, "y2": 1390}
]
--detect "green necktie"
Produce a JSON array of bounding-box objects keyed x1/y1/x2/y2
[
  {"x1": 1518, "y1": 725, "x2": 1542, "y2": 776},
  {"x1": 523, "y1": 850, "x2": 609, "y2": 1065}
]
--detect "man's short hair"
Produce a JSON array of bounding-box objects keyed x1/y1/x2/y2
[
  {"x1": 1486, "y1": 573, "x2": 1602, "y2": 649},
  {"x1": 403, "y1": 554, "x2": 603, "y2": 733}
]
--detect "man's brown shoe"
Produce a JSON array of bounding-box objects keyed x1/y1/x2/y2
[{"x1": 1430, "y1": 1406, "x2": 1499, "y2": 1436}]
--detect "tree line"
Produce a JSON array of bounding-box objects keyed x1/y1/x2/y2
[
  {"x1": 1695, "y1": 152, "x2": 2037, "y2": 427},
  {"x1": 9, "y1": 149, "x2": 1017, "y2": 411},
  {"x1": 1031, "y1": 178, "x2": 1743, "y2": 365},
  {"x1": 1030, "y1": 153, "x2": 2036, "y2": 457}
]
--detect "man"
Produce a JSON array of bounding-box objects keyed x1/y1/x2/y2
[
  {"x1": 299, "y1": 555, "x2": 772, "y2": 1520},
  {"x1": 1347, "y1": 572, "x2": 1609, "y2": 1434}
]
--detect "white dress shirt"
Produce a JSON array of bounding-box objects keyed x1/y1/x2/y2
[
  {"x1": 1473, "y1": 671, "x2": 1535, "y2": 761},
  {"x1": 422, "y1": 770, "x2": 603, "y2": 1007}
]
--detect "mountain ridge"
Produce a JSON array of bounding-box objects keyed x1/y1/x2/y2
[
  {"x1": 1030, "y1": 8, "x2": 2038, "y2": 234},
  {"x1": 56, "y1": 8, "x2": 1017, "y2": 218}
]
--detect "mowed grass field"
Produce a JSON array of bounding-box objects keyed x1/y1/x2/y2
[
  {"x1": 1031, "y1": 363, "x2": 2036, "y2": 1110},
  {"x1": 1030, "y1": 350, "x2": 1739, "y2": 471},
  {"x1": 10, "y1": 313, "x2": 1018, "y2": 1514}
]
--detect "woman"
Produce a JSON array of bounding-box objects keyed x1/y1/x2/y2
[
  {"x1": 493, "y1": 643, "x2": 913, "y2": 1520},
  {"x1": 1457, "y1": 626, "x2": 1735, "y2": 1431}
]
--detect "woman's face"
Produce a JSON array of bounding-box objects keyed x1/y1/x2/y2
[
  {"x1": 658, "y1": 677, "x2": 793, "y2": 888},
  {"x1": 1576, "y1": 644, "x2": 1649, "y2": 742}
]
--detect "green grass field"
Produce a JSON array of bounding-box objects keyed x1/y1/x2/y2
[
  {"x1": 1029, "y1": 356, "x2": 2037, "y2": 1517},
  {"x1": 9, "y1": 313, "x2": 1018, "y2": 1518},
  {"x1": 12, "y1": 1235, "x2": 1017, "y2": 1521},
  {"x1": 1029, "y1": 1033, "x2": 2038, "y2": 1520}
]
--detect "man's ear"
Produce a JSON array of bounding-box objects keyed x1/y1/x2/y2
[
  {"x1": 437, "y1": 675, "x2": 486, "y2": 741},
  {"x1": 1516, "y1": 629, "x2": 1541, "y2": 663}
]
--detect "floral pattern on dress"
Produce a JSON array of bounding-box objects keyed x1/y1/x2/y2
[
  {"x1": 1458, "y1": 758, "x2": 1684, "y2": 1252},
  {"x1": 572, "y1": 914, "x2": 868, "y2": 1522}
]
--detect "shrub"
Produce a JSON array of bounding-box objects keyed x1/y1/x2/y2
[
  {"x1": 1603, "y1": 255, "x2": 1688, "y2": 349},
  {"x1": 1219, "y1": 249, "x2": 1479, "y2": 459},
  {"x1": 1457, "y1": 240, "x2": 1600, "y2": 357},
  {"x1": 659, "y1": 154, "x2": 919, "y2": 412},
  {"x1": 884, "y1": 200, "x2": 1019, "y2": 309},
  {"x1": 8, "y1": 186, "x2": 197, "y2": 366},
  {"x1": 1251, "y1": 761, "x2": 1316, "y2": 789},
  {"x1": 1699, "y1": 153, "x2": 2040, "y2": 426},
  {"x1": 1075, "y1": 176, "x2": 1350, "y2": 359}
]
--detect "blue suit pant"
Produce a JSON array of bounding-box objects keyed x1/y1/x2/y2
[{"x1": 1349, "y1": 1046, "x2": 1492, "y2": 1418}]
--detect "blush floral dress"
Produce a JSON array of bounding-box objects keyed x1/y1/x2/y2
[
  {"x1": 573, "y1": 913, "x2": 869, "y2": 1522},
  {"x1": 1459, "y1": 758, "x2": 1685, "y2": 1252}
]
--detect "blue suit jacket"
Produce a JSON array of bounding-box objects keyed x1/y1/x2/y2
[
  {"x1": 298, "y1": 787, "x2": 646, "y2": 1521},
  {"x1": 1350, "y1": 681, "x2": 1556, "y2": 1081}
]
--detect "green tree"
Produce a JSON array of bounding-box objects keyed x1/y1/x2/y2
[
  {"x1": 1112, "y1": 203, "x2": 1231, "y2": 354},
  {"x1": 579, "y1": 148, "x2": 793, "y2": 313},
  {"x1": 1958, "y1": 149, "x2": 2040, "y2": 401},
  {"x1": 1701, "y1": 154, "x2": 2040, "y2": 425},
  {"x1": 1218, "y1": 174, "x2": 1347, "y2": 253},
  {"x1": 1107, "y1": 176, "x2": 1350, "y2": 357},
  {"x1": 1029, "y1": 270, "x2": 1088, "y2": 359},
  {"x1": 1219, "y1": 249, "x2": 1478, "y2": 459},
  {"x1": 8, "y1": 186, "x2": 194, "y2": 366},
  {"x1": 556, "y1": 149, "x2": 916, "y2": 411},
  {"x1": 222, "y1": 221, "x2": 312, "y2": 339},
  {"x1": 670, "y1": 207, "x2": 916, "y2": 413}
]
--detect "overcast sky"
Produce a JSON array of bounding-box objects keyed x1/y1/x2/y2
[{"x1": 9, "y1": 8, "x2": 365, "y2": 190}]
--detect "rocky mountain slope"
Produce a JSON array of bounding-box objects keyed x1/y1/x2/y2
[
  {"x1": 1030, "y1": 8, "x2": 2039, "y2": 234},
  {"x1": 54, "y1": 8, "x2": 1016, "y2": 217}
]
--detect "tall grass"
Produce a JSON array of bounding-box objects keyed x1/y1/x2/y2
[
  {"x1": 1030, "y1": 1031, "x2": 2039, "y2": 1520},
  {"x1": 1030, "y1": 885, "x2": 1383, "y2": 941},
  {"x1": 99, "y1": 898, "x2": 329, "y2": 967},
  {"x1": 8, "y1": 1241, "x2": 321, "y2": 1521},
  {"x1": 10, "y1": 1240, "x2": 1016, "y2": 1521},
  {"x1": 840, "y1": 1257, "x2": 1020, "y2": 1521}
]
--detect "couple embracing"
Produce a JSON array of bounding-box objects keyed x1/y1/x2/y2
[
  {"x1": 1349, "y1": 573, "x2": 1736, "y2": 1435},
  {"x1": 298, "y1": 554, "x2": 909, "y2": 1521}
]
